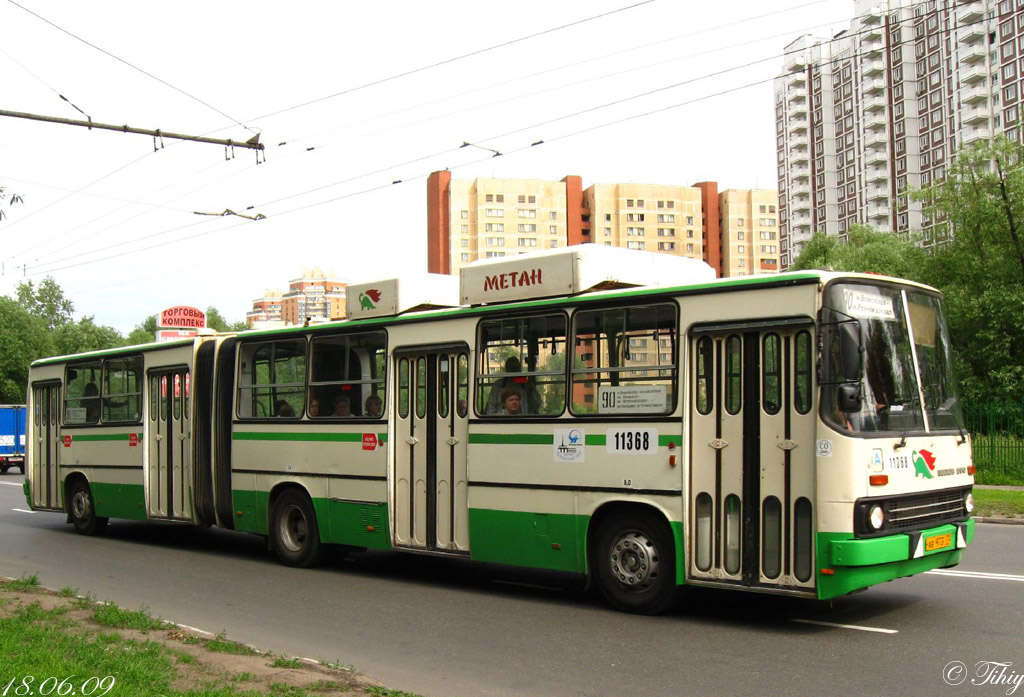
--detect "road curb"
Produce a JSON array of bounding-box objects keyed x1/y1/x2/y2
[{"x1": 973, "y1": 516, "x2": 1024, "y2": 525}]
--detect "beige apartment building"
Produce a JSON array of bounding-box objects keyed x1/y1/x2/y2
[
  {"x1": 720, "y1": 189, "x2": 782, "y2": 277},
  {"x1": 427, "y1": 171, "x2": 775, "y2": 278}
]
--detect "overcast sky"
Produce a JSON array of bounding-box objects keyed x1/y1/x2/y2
[{"x1": 0, "y1": 0, "x2": 849, "y2": 333}]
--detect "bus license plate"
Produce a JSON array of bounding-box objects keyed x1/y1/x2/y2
[{"x1": 925, "y1": 533, "x2": 952, "y2": 552}]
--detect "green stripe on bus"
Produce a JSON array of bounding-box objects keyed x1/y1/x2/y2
[
  {"x1": 469, "y1": 433, "x2": 554, "y2": 445},
  {"x1": 233, "y1": 431, "x2": 388, "y2": 443},
  {"x1": 69, "y1": 433, "x2": 141, "y2": 442}
]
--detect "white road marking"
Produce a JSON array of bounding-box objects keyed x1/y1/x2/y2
[
  {"x1": 926, "y1": 569, "x2": 1024, "y2": 582},
  {"x1": 790, "y1": 619, "x2": 899, "y2": 634},
  {"x1": 12, "y1": 508, "x2": 34, "y2": 513},
  {"x1": 1, "y1": 481, "x2": 22, "y2": 487}
]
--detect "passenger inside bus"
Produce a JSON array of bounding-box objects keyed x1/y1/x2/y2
[
  {"x1": 334, "y1": 395, "x2": 352, "y2": 417},
  {"x1": 307, "y1": 399, "x2": 320, "y2": 418},
  {"x1": 275, "y1": 400, "x2": 295, "y2": 417},
  {"x1": 498, "y1": 389, "x2": 523, "y2": 416},
  {"x1": 485, "y1": 357, "x2": 541, "y2": 414},
  {"x1": 365, "y1": 394, "x2": 383, "y2": 418}
]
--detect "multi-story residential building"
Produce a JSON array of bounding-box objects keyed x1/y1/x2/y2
[
  {"x1": 775, "y1": 0, "x2": 1024, "y2": 267},
  {"x1": 720, "y1": 189, "x2": 783, "y2": 277},
  {"x1": 245, "y1": 289, "x2": 284, "y2": 327},
  {"x1": 246, "y1": 268, "x2": 347, "y2": 328},
  {"x1": 426, "y1": 172, "x2": 769, "y2": 277}
]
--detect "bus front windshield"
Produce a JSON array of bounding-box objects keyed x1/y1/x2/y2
[{"x1": 823, "y1": 282, "x2": 965, "y2": 435}]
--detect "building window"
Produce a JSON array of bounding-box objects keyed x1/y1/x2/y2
[
  {"x1": 485, "y1": 223, "x2": 504, "y2": 232},
  {"x1": 627, "y1": 241, "x2": 646, "y2": 249},
  {"x1": 485, "y1": 237, "x2": 505, "y2": 246},
  {"x1": 518, "y1": 209, "x2": 537, "y2": 218},
  {"x1": 518, "y1": 238, "x2": 537, "y2": 247},
  {"x1": 658, "y1": 241, "x2": 676, "y2": 251},
  {"x1": 517, "y1": 224, "x2": 537, "y2": 232},
  {"x1": 486, "y1": 208, "x2": 504, "y2": 217}
]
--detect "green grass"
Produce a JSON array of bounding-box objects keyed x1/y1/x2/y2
[
  {"x1": 92, "y1": 602, "x2": 167, "y2": 631},
  {"x1": 206, "y1": 631, "x2": 259, "y2": 656},
  {"x1": 973, "y1": 488, "x2": 1024, "y2": 518},
  {"x1": 0, "y1": 584, "x2": 398, "y2": 696}
]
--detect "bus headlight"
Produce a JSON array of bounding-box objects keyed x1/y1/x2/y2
[
  {"x1": 964, "y1": 492, "x2": 974, "y2": 515},
  {"x1": 869, "y1": 505, "x2": 885, "y2": 530}
]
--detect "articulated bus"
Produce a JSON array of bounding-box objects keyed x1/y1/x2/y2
[{"x1": 24, "y1": 248, "x2": 975, "y2": 614}]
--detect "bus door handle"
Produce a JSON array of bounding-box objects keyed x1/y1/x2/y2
[
  {"x1": 405, "y1": 437, "x2": 419, "y2": 445},
  {"x1": 777, "y1": 440, "x2": 797, "y2": 451},
  {"x1": 709, "y1": 438, "x2": 728, "y2": 450},
  {"x1": 446, "y1": 437, "x2": 459, "y2": 446}
]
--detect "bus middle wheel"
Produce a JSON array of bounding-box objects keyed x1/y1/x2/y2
[{"x1": 271, "y1": 489, "x2": 326, "y2": 568}]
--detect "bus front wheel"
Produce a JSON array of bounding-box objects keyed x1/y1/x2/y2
[
  {"x1": 592, "y1": 510, "x2": 677, "y2": 614},
  {"x1": 271, "y1": 490, "x2": 326, "y2": 568},
  {"x1": 68, "y1": 480, "x2": 109, "y2": 536}
]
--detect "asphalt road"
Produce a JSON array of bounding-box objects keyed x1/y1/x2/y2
[{"x1": 1, "y1": 474, "x2": 1022, "y2": 697}]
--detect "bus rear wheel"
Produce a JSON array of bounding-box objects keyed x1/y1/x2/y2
[
  {"x1": 271, "y1": 489, "x2": 326, "y2": 568},
  {"x1": 592, "y1": 509, "x2": 677, "y2": 615},
  {"x1": 68, "y1": 480, "x2": 108, "y2": 536}
]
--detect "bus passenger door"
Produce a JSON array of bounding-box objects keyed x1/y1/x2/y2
[
  {"x1": 392, "y1": 346, "x2": 470, "y2": 553},
  {"x1": 689, "y1": 323, "x2": 816, "y2": 592},
  {"x1": 147, "y1": 369, "x2": 191, "y2": 520},
  {"x1": 31, "y1": 383, "x2": 62, "y2": 510}
]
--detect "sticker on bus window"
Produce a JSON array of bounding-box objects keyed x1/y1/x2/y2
[
  {"x1": 65, "y1": 407, "x2": 87, "y2": 424},
  {"x1": 606, "y1": 427, "x2": 658, "y2": 455},
  {"x1": 554, "y1": 428, "x2": 584, "y2": 463},
  {"x1": 597, "y1": 385, "x2": 668, "y2": 414},
  {"x1": 842, "y1": 289, "x2": 896, "y2": 320}
]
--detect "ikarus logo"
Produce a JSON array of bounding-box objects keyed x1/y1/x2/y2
[
  {"x1": 359, "y1": 289, "x2": 382, "y2": 311},
  {"x1": 912, "y1": 449, "x2": 937, "y2": 479}
]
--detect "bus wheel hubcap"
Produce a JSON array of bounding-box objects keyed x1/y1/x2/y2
[
  {"x1": 72, "y1": 491, "x2": 91, "y2": 519},
  {"x1": 610, "y1": 532, "x2": 659, "y2": 590},
  {"x1": 280, "y1": 506, "x2": 307, "y2": 552}
]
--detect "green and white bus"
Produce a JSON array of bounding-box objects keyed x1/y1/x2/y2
[{"x1": 24, "y1": 247, "x2": 975, "y2": 613}]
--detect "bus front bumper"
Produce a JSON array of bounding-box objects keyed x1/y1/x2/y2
[{"x1": 817, "y1": 518, "x2": 975, "y2": 600}]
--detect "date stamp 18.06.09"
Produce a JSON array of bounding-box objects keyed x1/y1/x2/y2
[{"x1": 1, "y1": 676, "x2": 115, "y2": 697}]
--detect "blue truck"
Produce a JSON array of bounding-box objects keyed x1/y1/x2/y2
[{"x1": 0, "y1": 405, "x2": 26, "y2": 475}]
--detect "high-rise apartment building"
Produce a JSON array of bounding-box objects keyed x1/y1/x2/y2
[
  {"x1": 720, "y1": 189, "x2": 783, "y2": 277},
  {"x1": 774, "y1": 0, "x2": 1024, "y2": 267},
  {"x1": 246, "y1": 267, "x2": 347, "y2": 328},
  {"x1": 426, "y1": 171, "x2": 770, "y2": 277}
]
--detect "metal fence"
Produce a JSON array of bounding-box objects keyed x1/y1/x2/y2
[{"x1": 964, "y1": 400, "x2": 1024, "y2": 484}]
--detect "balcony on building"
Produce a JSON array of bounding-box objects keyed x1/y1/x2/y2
[
  {"x1": 789, "y1": 100, "x2": 808, "y2": 117},
  {"x1": 788, "y1": 117, "x2": 809, "y2": 136},
  {"x1": 791, "y1": 165, "x2": 810, "y2": 180},
  {"x1": 786, "y1": 70, "x2": 807, "y2": 88},
  {"x1": 958, "y1": 23, "x2": 985, "y2": 44},
  {"x1": 785, "y1": 53, "x2": 807, "y2": 74},
  {"x1": 961, "y1": 124, "x2": 990, "y2": 145},
  {"x1": 865, "y1": 130, "x2": 888, "y2": 149},
  {"x1": 866, "y1": 147, "x2": 889, "y2": 165},
  {"x1": 789, "y1": 146, "x2": 810, "y2": 165},
  {"x1": 866, "y1": 184, "x2": 889, "y2": 202},
  {"x1": 963, "y1": 104, "x2": 991, "y2": 124},
  {"x1": 864, "y1": 93, "x2": 887, "y2": 112},
  {"x1": 957, "y1": 3, "x2": 984, "y2": 25},
  {"x1": 862, "y1": 77, "x2": 886, "y2": 94},
  {"x1": 960, "y1": 62, "x2": 989, "y2": 83},
  {"x1": 865, "y1": 109, "x2": 887, "y2": 130},
  {"x1": 861, "y1": 24, "x2": 883, "y2": 42},
  {"x1": 960, "y1": 81, "x2": 990, "y2": 104},
  {"x1": 959, "y1": 45, "x2": 987, "y2": 64},
  {"x1": 787, "y1": 89, "x2": 807, "y2": 105},
  {"x1": 791, "y1": 181, "x2": 811, "y2": 199},
  {"x1": 863, "y1": 56, "x2": 884, "y2": 76},
  {"x1": 866, "y1": 166, "x2": 888, "y2": 184}
]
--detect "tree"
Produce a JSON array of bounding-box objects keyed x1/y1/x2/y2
[
  {"x1": 17, "y1": 278, "x2": 74, "y2": 330},
  {"x1": 915, "y1": 137, "x2": 1024, "y2": 403},
  {"x1": 126, "y1": 315, "x2": 159, "y2": 346},
  {"x1": 53, "y1": 317, "x2": 126, "y2": 356},
  {"x1": 205, "y1": 306, "x2": 246, "y2": 332},
  {"x1": 789, "y1": 225, "x2": 930, "y2": 281},
  {"x1": 0, "y1": 297, "x2": 51, "y2": 403}
]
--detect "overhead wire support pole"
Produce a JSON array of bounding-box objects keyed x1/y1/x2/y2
[{"x1": 0, "y1": 109, "x2": 264, "y2": 152}]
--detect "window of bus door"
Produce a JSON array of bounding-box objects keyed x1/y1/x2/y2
[
  {"x1": 571, "y1": 303, "x2": 677, "y2": 416},
  {"x1": 477, "y1": 313, "x2": 567, "y2": 416},
  {"x1": 102, "y1": 357, "x2": 143, "y2": 423}
]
